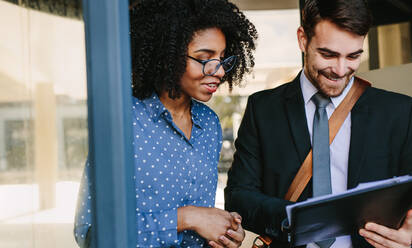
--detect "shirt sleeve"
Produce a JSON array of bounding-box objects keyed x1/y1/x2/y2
[
  {"x1": 74, "y1": 160, "x2": 92, "y2": 248},
  {"x1": 74, "y1": 160, "x2": 184, "y2": 248},
  {"x1": 136, "y1": 208, "x2": 183, "y2": 247}
]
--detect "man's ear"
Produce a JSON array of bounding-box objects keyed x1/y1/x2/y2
[{"x1": 297, "y1": 26, "x2": 308, "y2": 53}]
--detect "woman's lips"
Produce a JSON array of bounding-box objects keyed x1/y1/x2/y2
[{"x1": 203, "y1": 83, "x2": 220, "y2": 93}]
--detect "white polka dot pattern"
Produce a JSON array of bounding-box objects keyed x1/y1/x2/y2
[{"x1": 74, "y1": 93, "x2": 223, "y2": 247}]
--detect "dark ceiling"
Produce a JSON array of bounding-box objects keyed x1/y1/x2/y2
[
  {"x1": 368, "y1": 0, "x2": 412, "y2": 26},
  {"x1": 2, "y1": 0, "x2": 412, "y2": 27},
  {"x1": 2, "y1": 0, "x2": 82, "y2": 19}
]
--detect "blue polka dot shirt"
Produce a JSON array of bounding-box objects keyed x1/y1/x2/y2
[{"x1": 74, "y1": 93, "x2": 223, "y2": 247}]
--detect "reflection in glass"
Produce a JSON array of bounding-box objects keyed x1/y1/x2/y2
[
  {"x1": 63, "y1": 117, "x2": 87, "y2": 171},
  {"x1": 208, "y1": 9, "x2": 302, "y2": 175},
  {"x1": 5, "y1": 120, "x2": 33, "y2": 172},
  {"x1": 0, "y1": 1, "x2": 87, "y2": 247}
]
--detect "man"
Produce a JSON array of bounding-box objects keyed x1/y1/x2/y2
[{"x1": 224, "y1": 0, "x2": 412, "y2": 247}]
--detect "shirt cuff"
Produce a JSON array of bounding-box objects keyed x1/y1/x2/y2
[{"x1": 136, "y1": 207, "x2": 182, "y2": 247}]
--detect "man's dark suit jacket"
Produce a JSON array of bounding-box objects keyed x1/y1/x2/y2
[{"x1": 224, "y1": 73, "x2": 412, "y2": 247}]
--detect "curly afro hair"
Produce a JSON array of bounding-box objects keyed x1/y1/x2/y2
[{"x1": 129, "y1": 0, "x2": 258, "y2": 100}]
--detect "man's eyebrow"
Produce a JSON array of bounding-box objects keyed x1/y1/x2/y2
[
  {"x1": 317, "y1": 48, "x2": 340, "y2": 56},
  {"x1": 317, "y1": 48, "x2": 364, "y2": 57},
  {"x1": 348, "y1": 49, "x2": 364, "y2": 56}
]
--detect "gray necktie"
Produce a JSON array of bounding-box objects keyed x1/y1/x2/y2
[{"x1": 312, "y1": 93, "x2": 335, "y2": 248}]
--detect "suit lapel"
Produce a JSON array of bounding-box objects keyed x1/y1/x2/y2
[
  {"x1": 284, "y1": 75, "x2": 312, "y2": 164},
  {"x1": 347, "y1": 92, "x2": 370, "y2": 189}
]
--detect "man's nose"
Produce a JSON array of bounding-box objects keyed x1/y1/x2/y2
[{"x1": 332, "y1": 58, "x2": 347, "y2": 78}]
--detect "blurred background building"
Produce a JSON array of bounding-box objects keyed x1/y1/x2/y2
[{"x1": 0, "y1": 0, "x2": 411, "y2": 247}]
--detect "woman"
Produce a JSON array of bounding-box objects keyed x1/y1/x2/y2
[{"x1": 74, "y1": 0, "x2": 257, "y2": 247}]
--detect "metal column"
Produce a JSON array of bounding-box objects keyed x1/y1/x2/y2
[{"x1": 82, "y1": 0, "x2": 136, "y2": 247}]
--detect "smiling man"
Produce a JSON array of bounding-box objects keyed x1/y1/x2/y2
[{"x1": 224, "y1": 0, "x2": 412, "y2": 248}]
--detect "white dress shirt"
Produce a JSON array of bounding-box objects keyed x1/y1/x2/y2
[{"x1": 300, "y1": 71, "x2": 353, "y2": 248}]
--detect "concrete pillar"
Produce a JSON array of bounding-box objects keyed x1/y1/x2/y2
[{"x1": 34, "y1": 83, "x2": 57, "y2": 210}]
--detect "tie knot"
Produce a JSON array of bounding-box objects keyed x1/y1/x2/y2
[{"x1": 312, "y1": 92, "x2": 330, "y2": 108}]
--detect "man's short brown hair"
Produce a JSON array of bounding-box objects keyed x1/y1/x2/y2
[{"x1": 302, "y1": 0, "x2": 373, "y2": 42}]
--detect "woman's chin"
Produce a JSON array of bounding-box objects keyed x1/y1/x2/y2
[{"x1": 192, "y1": 93, "x2": 214, "y2": 102}]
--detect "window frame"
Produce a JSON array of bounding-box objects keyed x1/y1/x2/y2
[{"x1": 82, "y1": 0, "x2": 136, "y2": 247}]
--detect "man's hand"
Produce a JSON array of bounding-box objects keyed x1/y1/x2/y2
[
  {"x1": 209, "y1": 212, "x2": 245, "y2": 248},
  {"x1": 359, "y1": 209, "x2": 412, "y2": 248}
]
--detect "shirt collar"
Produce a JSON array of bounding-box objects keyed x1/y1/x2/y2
[
  {"x1": 190, "y1": 100, "x2": 203, "y2": 129},
  {"x1": 141, "y1": 92, "x2": 203, "y2": 129},
  {"x1": 300, "y1": 70, "x2": 354, "y2": 108},
  {"x1": 141, "y1": 92, "x2": 168, "y2": 122}
]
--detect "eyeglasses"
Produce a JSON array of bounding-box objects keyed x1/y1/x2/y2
[{"x1": 187, "y1": 55, "x2": 237, "y2": 76}]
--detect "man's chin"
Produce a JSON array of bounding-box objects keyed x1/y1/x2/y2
[
  {"x1": 318, "y1": 78, "x2": 350, "y2": 97},
  {"x1": 318, "y1": 83, "x2": 346, "y2": 97},
  {"x1": 324, "y1": 90, "x2": 343, "y2": 97}
]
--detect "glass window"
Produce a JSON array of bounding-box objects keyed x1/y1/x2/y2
[
  {"x1": 62, "y1": 116, "x2": 87, "y2": 171},
  {"x1": 359, "y1": 21, "x2": 412, "y2": 97},
  {"x1": 0, "y1": 1, "x2": 87, "y2": 247},
  {"x1": 376, "y1": 22, "x2": 411, "y2": 68},
  {"x1": 4, "y1": 119, "x2": 34, "y2": 172},
  {"x1": 208, "y1": 8, "x2": 302, "y2": 209}
]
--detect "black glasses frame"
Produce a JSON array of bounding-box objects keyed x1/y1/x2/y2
[{"x1": 187, "y1": 55, "x2": 237, "y2": 76}]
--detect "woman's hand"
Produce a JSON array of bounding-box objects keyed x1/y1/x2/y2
[
  {"x1": 359, "y1": 209, "x2": 412, "y2": 248},
  {"x1": 178, "y1": 206, "x2": 239, "y2": 244},
  {"x1": 209, "y1": 212, "x2": 245, "y2": 248}
]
